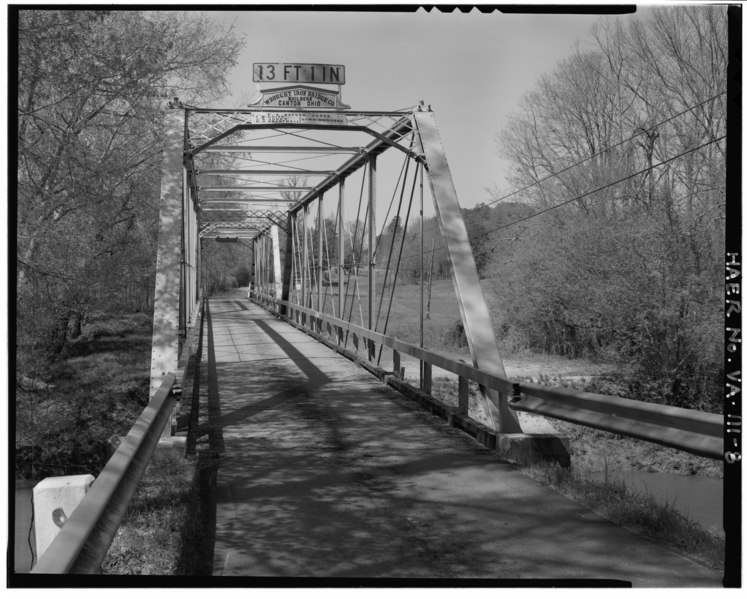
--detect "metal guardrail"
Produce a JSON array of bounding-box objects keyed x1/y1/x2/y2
[
  {"x1": 510, "y1": 382, "x2": 723, "y2": 459},
  {"x1": 253, "y1": 291, "x2": 723, "y2": 461},
  {"x1": 254, "y1": 292, "x2": 513, "y2": 395},
  {"x1": 31, "y1": 373, "x2": 178, "y2": 574}
]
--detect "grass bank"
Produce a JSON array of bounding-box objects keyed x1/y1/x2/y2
[
  {"x1": 101, "y1": 445, "x2": 195, "y2": 575},
  {"x1": 523, "y1": 462, "x2": 724, "y2": 570},
  {"x1": 16, "y1": 312, "x2": 154, "y2": 480},
  {"x1": 16, "y1": 312, "x2": 200, "y2": 574},
  {"x1": 429, "y1": 375, "x2": 724, "y2": 571}
]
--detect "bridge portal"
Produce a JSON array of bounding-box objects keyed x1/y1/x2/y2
[{"x1": 150, "y1": 63, "x2": 522, "y2": 433}]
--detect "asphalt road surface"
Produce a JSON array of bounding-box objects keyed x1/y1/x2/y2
[{"x1": 203, "y1": 291, "x2": 722, "y2": 586}]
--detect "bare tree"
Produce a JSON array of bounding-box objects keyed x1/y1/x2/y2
[
  {"x1": 16, "y1": 10, "x2": 243, "y2": 357},
  {"x1": 492, "y1": 5, "x2": 726, "y2": 409}
]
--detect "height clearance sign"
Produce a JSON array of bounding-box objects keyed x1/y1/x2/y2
[{"x1": 253, "y1": 63, "x2": 345, "y2": 85}]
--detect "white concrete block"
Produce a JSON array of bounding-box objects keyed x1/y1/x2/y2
[{"x1": 33, "y1": 474, "x2": 95, "y2": 560}]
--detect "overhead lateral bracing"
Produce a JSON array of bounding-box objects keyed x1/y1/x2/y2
[
  {"x1": 151, "y1": 99, "x2": 521, "y2": 433},
  {"x1": 186, "y1": 108, "x2": 417, "y2": 242}
]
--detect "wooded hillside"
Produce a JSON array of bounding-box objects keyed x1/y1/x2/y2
[{"x1": 483, "y1": 6, "x2": 726, "y2": 410}]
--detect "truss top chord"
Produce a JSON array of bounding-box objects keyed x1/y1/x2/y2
[
  {"x1": 201, "y1": 145, "x2": 364, "y2": 154},
  {"x1": 197, "y1": 169, "x2": 335, "y2": 176},
  {"x1": 199, "y1": 186, "x2": 314, "y2": 192}
]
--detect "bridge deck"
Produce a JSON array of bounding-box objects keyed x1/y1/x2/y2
[{"x1": 198, "y1": 290, "x2": 720, "y2": 585}]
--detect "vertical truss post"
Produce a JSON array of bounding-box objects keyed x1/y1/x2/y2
[
  {"x1": 413, "y1": 110, "x2": 522, "y2": 433},
  {"x1": 259, "y1": 235, "x2": 264, "y2": 297},
  {"x1": 198, "y1": 236, "x2": 203, "y2": 299},
  {"x1": 368, "y1": 155, "x2": 377, "y2": 332},
  {"x1": 257, "y1": 235, "x2": 265, "y2": 293},
  {"x1": 179, "y1": 167, "x2": 187, "y2": 337},
  {"x1": 184, "y1": 180, "x2": 198, "y2": 326},
  {"x1": 302, "y1": 205, "x2": 309, "y2": 323},
  {"x1": 264, "y1": 234, "x2": 270, "y2": 297},
  {"x1": 317, "y1": 195, "x2": 323, "y2": 313},
  {"x1": 338, "y1": 180, "x2": 345, "y2": 341},
  {"x1": 419, "y1": 161, "x2": 425, "y2": 386},
  {"x1": 188, "y1": 177, "x2": 195, "y2": 325},
  {"x1": 262, "y1": 234, "x2": 267, "y2": 297},
  {"x1": 271, "y1": 224, "x2": 282, "y2": 303},
  {"x1": 263, "y1": 234, "x2": 268, "y2": 297},
  {"x1": 150, "y1": 109, "x2": 185, "y2": 408},
  {"x1": 267, "y1": 233, "x2": 273, "y2": 298},
  {"x1": 280, "y1": 212, "x2": 294, "y2": 316},
  {"x1": 253, "y1": 237, "x2": 258, "y2": 299},
  {"x1": 191, "y1": 199, "x2": 199, "y2": 312}
]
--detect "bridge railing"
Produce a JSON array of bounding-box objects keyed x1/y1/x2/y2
[
  {"x1": 31, "y1": 297, "x2": 204, "y2": 574},
  {"x1": 511, "y1": 382, "x2": 723, "y2": 459},
  {"x1": 30, "y1": 373, "x2": 178, "y2": 574},
  {"x1": 253, "y1": 291, "x2": 723, "y2": 461}
]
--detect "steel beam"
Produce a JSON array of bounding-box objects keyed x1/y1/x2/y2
[
  {"x1": 317, "y1": 195, "x2": 323, "y2": 311},
  {"x1": 289, "y1": 117, "x2": 415, "y2": 215},
  {"x1": 179, "y1": 166, "x2": 188, "y2": 337},
  {"x1": 280, "y1": 212, "x2": 294, "y2": 316},
  {"x1": 198, "y1": 169, "x2": 335, "y2": 176},
  {"x1": 149, "y1": 110, "x2": 184, "y2": 405},
  {"x1": 189, "y1": 123, "x2": 416, "y2": 158},
  {"x1": 302, "y1": 205, "x2": 308, "y2": 311},
  {"x1": 413, "y1": 110, "x2": 522, "y2": 433},
  {"x1": 368, "y1": 156, "x2": 376, "y2": 332},
  {"x1": 271, "y1": 224, "x2": 282, "y2": 300},
  {"x1": 419, "y1": 162, "x2": 425, "y2": 385},
  {"x1": 202, "y1": 145, "x2": 362, "y2": 154},
  {"x1": 199, "y1": 198, "x2": 296, "y2": 204},
  {"x1": 338, "y1": 180, "x2": 345, "y2": 319},
  {"x1": 199, "y1": 186, "x2": 313, "y2": 192}
]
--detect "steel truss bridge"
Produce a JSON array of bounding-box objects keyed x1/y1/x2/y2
[
  {"x1": 30, "y1": 101, "x2": 725, "y2": 578},
  {"x1": 152, "y1": 101, "x2": 523, "y2": 433}
]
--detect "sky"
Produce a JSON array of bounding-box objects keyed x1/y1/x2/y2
[{"x1": 207, "y1": 6, "x2": 613, "y2": 211}]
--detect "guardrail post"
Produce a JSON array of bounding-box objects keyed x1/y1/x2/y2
[
  {"x1": 33, "y1": 475, "x2": 95, "y2": 562},
  {"x1": 423, "y1": 362, "x2": 432, "y2": 394},
  {"x1": 393, "y1": 349, "x2": 401, "y2": 378},
  {"x1": 458, "y1": 375, "x2": 469, "y2": 415}
]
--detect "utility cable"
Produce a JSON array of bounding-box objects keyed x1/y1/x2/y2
[
  {"x1": 399, "y1": 133, "x2": 726, "y2": 266},
  {"x1": 418, "y1": 91, "x2": 727, "y2": 242},
  {"x1": 471, "y1": 134, "x2": 726, "y2": 246}
]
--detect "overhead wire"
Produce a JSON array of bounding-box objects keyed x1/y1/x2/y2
[
  {"x1": 469, "y1": 133, "x2": 726, "y2": 256},
  {"x1": 398, "y1": 132, "x2": 726, "y2": 267},
  {"x1": 415, "y1": 91, "x2": 727, "y2": 244}
]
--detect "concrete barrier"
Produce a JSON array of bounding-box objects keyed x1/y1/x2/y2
[{"x1": 33, "y1": 474, "x2": 95, "y2": 560}]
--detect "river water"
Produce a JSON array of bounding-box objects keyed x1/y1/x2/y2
[{"x1": 588, "y1": 470, "x2": 723, "y2": 531}]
